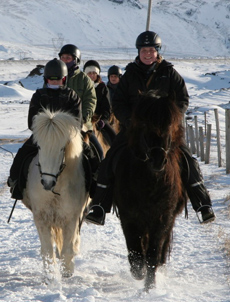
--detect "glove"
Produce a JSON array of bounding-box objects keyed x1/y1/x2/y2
[{"x1": 97, "y1": 119, "x2": 105, "y2": 129}]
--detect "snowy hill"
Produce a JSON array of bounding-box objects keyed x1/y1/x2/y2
[{"x1": 0, "y1": 0, "x2": 230, "y2": 61}]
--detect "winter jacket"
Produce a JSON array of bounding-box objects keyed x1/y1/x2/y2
[
  {"x1": 95, "y1": 82, "x2": 111, "y2": 122},
  {"x1": 28, "y1": 87, "x2": 82, "y2": 130},
  {"x1": 112, "y1": 57, "x2": 189, "y2": 126},
  {"x1": 107, "y1": 81, "x2": 118, "y2": 104},
  {"x1": 67, "y1": 67, "x2": 97, "y2": 131}
]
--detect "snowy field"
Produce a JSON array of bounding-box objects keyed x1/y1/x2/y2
[{"x1": 1, "y1": 58, "x2": 230, "y2": 302}]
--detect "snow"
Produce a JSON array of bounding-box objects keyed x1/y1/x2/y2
[{"x1": 0, "y1": 0, "x2": 230, "y2": 301}]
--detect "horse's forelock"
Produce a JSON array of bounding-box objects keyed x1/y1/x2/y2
[
  {"x1": 133, "y1": 95, "x2": 179, "y2": 131},
  {"x1": 32, "y1": 110, "x2": 79, "y2": 148}
]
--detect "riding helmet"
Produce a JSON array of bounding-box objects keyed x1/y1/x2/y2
[
  {"x1": 107, "y1": 65, "x2": 122, "y2": 80},
  {"x1": 135, "y1": 31, "x2": 162, "y2": 52},
  {"x1": 44, "y1": 58, "x2": 68, "y2": 83},
  {"x1": 58, "y1": 44, "x2": 81, "y2": 64}
]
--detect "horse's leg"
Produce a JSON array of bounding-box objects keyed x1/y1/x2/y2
[
  {"x1": 144, "y1": 230, "x2": 171, "y2": 292},
  {"x1": 144, "y1": 240, "x2": 159, "y2": 292},
  {"x1": 59, "y1": 219, "x2": 80, "y2": 278},
  {"x1": 121, "y1": 221, "x2": 146, "y2": 280},
  {"x1": 160, "y1": 232, "x2": 172, "y2": 265},
  {"x1": 34, "y1": 219, "x2": 55, "y2": 276}
]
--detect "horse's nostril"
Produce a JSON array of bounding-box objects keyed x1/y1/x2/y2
[
  {"x1": 41, "y1": 179, "x2": 44, "y2": 186},
  {"x1": 52, "y1": 181, "x2": 56, "y2": 188}
]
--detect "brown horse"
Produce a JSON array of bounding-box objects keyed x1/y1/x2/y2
[{"x1": 113, "y1": 91, "x2": 187, "y2": 291}]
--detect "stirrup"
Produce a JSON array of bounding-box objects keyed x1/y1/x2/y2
[
  {"x1": 196, "y1": 205, "x2": 215, "y2": 224},
  {"x1": 85, "y1": 205, "x2": 105, "y2": 226}
]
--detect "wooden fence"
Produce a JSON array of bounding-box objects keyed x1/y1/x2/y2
[{"x1": 185, "y1": 108, "x2": 230, "y2": 174}]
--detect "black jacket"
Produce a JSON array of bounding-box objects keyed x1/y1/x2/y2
[
  {"x1": 95, "y1": 82, "x2": 111, "y2": 122},
  {"x1": 107, "y1": 81, "x2": 118, "y2": 104},
  {"x1": 112, "y1": 57, "x2": 189, "y2": 126},
  {"x1": 28, "y1": 87, "x2": 82, "y2": 130}
]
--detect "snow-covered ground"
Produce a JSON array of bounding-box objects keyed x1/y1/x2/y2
[{"x1": 1, "y1": 0, "x2": 230, "y2": 301}]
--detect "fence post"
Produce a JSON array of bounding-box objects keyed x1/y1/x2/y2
[
  {"x1": 188, "y1": 125, "x2": 196, "y2": 154},
  {"x1": 194, "y1": 116, "x2": 200, "y2": 157},
  {"x1": 204, "y1": 111, "x2": 207, "y2": 135},
  {"x1": 226, "y1": 109, "x2": 230, "y2": 173},
  {"x1": 199, "y1": 127, "x2": 205, "y2": 161},
  {"x1": 205, "y1": 124, "x2": 211, "y2": 164},
  {"x1": 214, "y1": 108, "x2": 222, "y2": 167}
]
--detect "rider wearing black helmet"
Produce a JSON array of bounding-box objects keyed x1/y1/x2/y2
[
  {"x1": 59, "y1": 44, "x2": 104, "y2": 164},
  {"x1": 8, "y1": 59, "x2": 82, "y2": 200},
  {"x1": 107, "y1": 65, "x2": 122, "y2": 102},
  {"x1": 85, "y1": 30, "x2": 215, "y2": 225},
  {"x1": 58, "y1": 44, "x2": 81, "y2": 65},
  {"x1": 58, "y1": 44, "x2": 96, "y2": 132}
]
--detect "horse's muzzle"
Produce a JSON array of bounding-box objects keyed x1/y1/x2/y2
[{"x1": 41, "y1": 178, "x2": 56, "y2": 191}]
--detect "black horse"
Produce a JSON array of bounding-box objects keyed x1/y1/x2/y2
[{"x1": 113, "y1": 91, "x2": 187, "y2": 291}]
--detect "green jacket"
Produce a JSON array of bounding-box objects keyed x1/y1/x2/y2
[{"x1": 67, "y1": 68, "x2": 97, "y2": 130}]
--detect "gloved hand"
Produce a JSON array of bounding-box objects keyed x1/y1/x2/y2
[{"x1": 97, "y1": 119, "x2": 105, "y2": 129}]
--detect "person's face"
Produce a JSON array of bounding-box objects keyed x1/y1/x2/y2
[
  {"x1": 47, "y1": 79, "x2": 63, "y2": 85},
  {"x1": 87, "y1": 71, "x2": 98, "y2": 82},
  {"x1": 60, "y1": 54, "x2": 74, "y2": 63},
  {"x1": 139, "y1": 47, "x2": 158, "y2": 65},
  {"x1": 109, "y1": 74, "x2": 120, "y2": 84}
]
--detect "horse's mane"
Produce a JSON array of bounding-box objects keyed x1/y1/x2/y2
[
  {"x1": 32, "y1": 108, "x2": 81, "y2": 149},
  {"x1": 128, "y1": 90, "x2": 184, "y2": 146}
]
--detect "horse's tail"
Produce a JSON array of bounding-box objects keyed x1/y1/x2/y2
[{"x1": 51, "y1": 227, "x2": 63, "y2": 256}]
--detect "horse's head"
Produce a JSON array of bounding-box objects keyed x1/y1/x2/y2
[
  {"x1": 128, "y1": 90, "x2": 183, "y2": 171},
  {"x1": 32, "y1": 109, "x2": 81, "y2": 192}
]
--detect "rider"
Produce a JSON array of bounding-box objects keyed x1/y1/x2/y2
[
  {"x1": 7, "y1": 59, "x2": 97, "y2": 200},
  {"x1": 58, "y1": 44, "x2": 103, "y2": 160},
  {"x1": 85, "y1": 30, "x2": 215, "y2": 225},
  {"x1": 107, "y1": 65, "x2": 122, "y2": 102},
  {"x1": 83, "y1": 60, "x2": 116, "y2": 144}
]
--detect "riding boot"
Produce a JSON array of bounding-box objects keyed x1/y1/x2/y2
[{"x1": 180, "y1": 145, "x2": 215, "y2": 223}]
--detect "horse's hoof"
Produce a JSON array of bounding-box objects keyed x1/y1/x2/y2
[
  {"x1": 130, "y1": 267, "x2": 146, "y2": 280},
  {"x1": 62, "y1": 271, "x2": 73, "y2": 278}
]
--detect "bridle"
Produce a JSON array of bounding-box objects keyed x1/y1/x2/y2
[
  {"x1": 37, "y1": 162, "x2": 66, "y2": 180},
  {"x1": 36, "y1": 146, "x2": 66, "y2": 195},
  {"x1": 135, "y1": 131, "x2": 172, "y2": 171}
]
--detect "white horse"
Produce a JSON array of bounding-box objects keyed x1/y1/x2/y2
[{"x1": 22, "y1": 108, "x2": 89, "y2": 278}]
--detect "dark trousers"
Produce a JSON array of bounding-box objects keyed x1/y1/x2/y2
[
  {"x1": 9, "y1": 135, "x2": 37, "y2": 181},
  {"x1": 89, "y1": 132, "x2": 104, "y2": 160}
]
